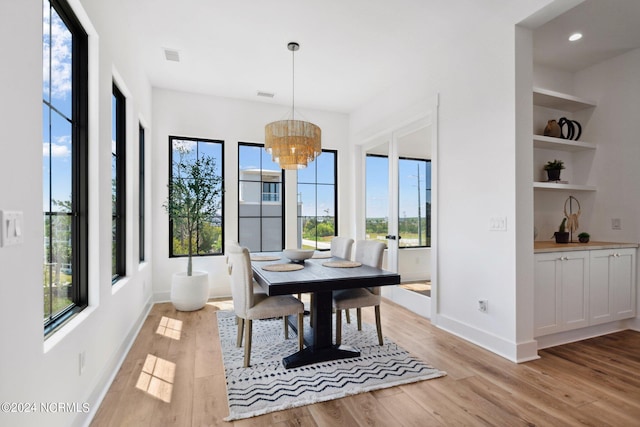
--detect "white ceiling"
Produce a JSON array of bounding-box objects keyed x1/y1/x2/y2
[
  {"x1": 122, "y1": 0, "x2": 640, "y2": 114},
  {"x1": 533, "y1": 0, "x2": 640, "y2": 72}
]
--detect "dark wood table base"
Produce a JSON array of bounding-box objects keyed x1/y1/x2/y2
[{"x1": 283, "y1": 345, "x2": 360, "y2": 369}]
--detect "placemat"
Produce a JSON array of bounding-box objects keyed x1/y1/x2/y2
[
  {"x1": 251, "y1": 255, "x2": 281, "y2": 261},
  {"x1": 312, "y1": 251, "x2": 332, "y2": 259},
  {"x1": 322, "y1": 261, "x2": 362, "y2": 268},
  {"x1": 262, "y1": 263, "x2": 304, "y2": 272}
]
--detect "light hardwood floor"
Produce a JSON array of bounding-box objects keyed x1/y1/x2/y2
[{"x1": 91, "y1": 299, "x2": 640, "y2": 426}]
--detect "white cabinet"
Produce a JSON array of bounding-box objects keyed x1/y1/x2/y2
[
  {"x1": 589, "y1": 248, "x2": 637, "y2": 325},
  {"x1": 534, "y1": 251, "x2": 589, "y2": 336},
  {"x1": 532, "y1": 87, "x2": 596, "y2": 192},
  {"x1": 534, "y1": 247, "x2": 637, "y2": 338}
]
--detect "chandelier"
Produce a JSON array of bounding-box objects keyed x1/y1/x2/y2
[{"x1": 265, "y1": 42, "x2": 321, "y2": 170}]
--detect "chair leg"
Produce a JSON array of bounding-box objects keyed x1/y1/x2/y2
[
  {"x1": 236, "y1": 317, "x2": 244, "y2": 347},
  {"x1": 336, "y1": 309, "x2": 342, "y2": 346},
  {"x1": 374, "y1": 305, "x2": 383, "y2": 346},
  {"x1": 283, "y1": 316, "x2": 289, "y2": 339},
  {"x1": 345, "y1": 309, "x2": 351, "y2": 323},
  {"x1": 243, "y1": 319, "x2": 252, "y2": 367},
  {"x1": 356, "y1": 308, "x2": 362, "y2": 331},
  {"x1": 297, "y1": 313, "x2": 304, "y2": 350}
]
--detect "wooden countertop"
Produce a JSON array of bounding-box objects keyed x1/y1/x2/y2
[{"x1": 534, "y1": 241, "x2": 639, "y2": 253}]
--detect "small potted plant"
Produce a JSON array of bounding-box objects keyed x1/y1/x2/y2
[
  {"x1": 554, "y1": 218, "x2": 570, "y2": 244},
  {"x1": 544, "y1": 159, "x2": 565, "y2": 182},
  {"x1": 578, "y1": 232, "x2": 590, "y2": 243}
]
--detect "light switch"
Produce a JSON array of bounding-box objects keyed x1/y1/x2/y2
[
  {"x1": 489, "y1": 216, "x2": 507, "y2": 231},
  {"x1": 0, "y1": 210, "x2": 24, "y2": 247}
]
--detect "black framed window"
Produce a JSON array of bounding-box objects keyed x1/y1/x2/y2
[
  {"x1": 43, "y1": 0, "x2": 88, "y2": 335},
  {"x1": 112, "y1": 83, "x2": 126, "y2": 282},
  {"x1": 169, "y1": 137, "x2": 224, "y2": 257},
  {"x1": 139, "y1": 123, "x2": 145, "y2": 262},
  {"x1": 238, "y1": 143, "x2": 284, "y2": 252},
  {"x1": 297, "y1": 150, "x2": 337, "y2": 250}
]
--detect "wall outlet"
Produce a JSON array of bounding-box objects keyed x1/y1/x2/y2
[
  {"x1": 79, "y1": 351, "x2": 86, "y2": 375},
  {"x1": 478, "y1": 300, "x2": 488, "y2": 313},
  {"x1": 612, "y1": 218, "x2": 622, "y2": 230}
]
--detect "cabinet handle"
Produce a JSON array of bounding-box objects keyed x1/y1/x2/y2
[{"x1": 558, "y1": 256, "x2": 568, "y2": 261}]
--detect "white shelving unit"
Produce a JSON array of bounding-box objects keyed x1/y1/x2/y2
[{"x1": 533, "y1": 88, "x2": 597, "y2": 192}]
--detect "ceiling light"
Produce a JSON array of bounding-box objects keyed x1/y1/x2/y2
[
  {"x1": 568, "y1": 33, "x2": 583, "y2": 42},
  {"x1": 264, "y1": 42, "x2": 321, "y2": 170},
  {"x1": 164, "y1": 49, "x2": 180, "y2": 62},
  {"x1": 257, "y1": 91, "x2": 275, "y2": 98}
]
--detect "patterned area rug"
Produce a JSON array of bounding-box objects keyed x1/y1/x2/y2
[{"x1": 216, "y1": 310, "x2": 446, "y2": 421}]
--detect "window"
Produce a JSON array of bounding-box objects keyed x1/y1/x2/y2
[
  {"x1": 139, "y1": 123, "x2": 145, "y2": 262},
  {"x1": 169, "y1": 137, "x2": 224, "y2": 256},
  {"x1": 398, "y1": 158, "x2": 431, "y2": 248},
  {"x1": 365, "y1": 154, "x2": 388, "y2": 242},
  {"x1": 238, "y1": 143, "x2": 284, "y2": 252},
  {"x1": 112, "y1": 83, "x2": 126, "y2": 281},
  {"x1": 365, "y1": 154, "x2": 431, "y2": 248},
  {"x1": 297, "y1": 150, "x2": 337, "y2": 250},
  {"x1": 43, "y1": 0, "x2": 88, "y2": 335}
]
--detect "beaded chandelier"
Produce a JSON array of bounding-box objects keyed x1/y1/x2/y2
[{"x1": 265, "y1": 42, "x2": 321, "y2": 170}]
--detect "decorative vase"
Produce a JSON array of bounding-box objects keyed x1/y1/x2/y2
[
  {"x1": 171, "y1": 271, "x2": 210, "y2": 311},
  {"x1": 544, "y1": 120, "x2": 561, "y2": 138},
  {"x1": 554, "y1": 232, "x2": 570, "y2": 244},
  {"x1": 547, "y1": 169, "x2": 561, "y2": 181}
]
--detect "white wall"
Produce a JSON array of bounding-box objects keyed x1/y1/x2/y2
[
  {"x1": 0, "y1": 1, "x2": 153, "y2": 426},
  {"x1": 151, "y1": 89, "x2": 350, "y2": 300},
  {"x1": 351, "y1": 0, "x2": 557, "y2": 362}
]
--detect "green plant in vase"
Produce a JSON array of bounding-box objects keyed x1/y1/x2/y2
[{"x1": 544, "y1": 159, "x2": 565, "y2": 182}]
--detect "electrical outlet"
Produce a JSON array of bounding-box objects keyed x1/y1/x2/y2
[
  {"x1": 478, "y1": 300, "x2": 488, "y2": 313},
  {"x1": 79, "y1": 351, "x2": 86, "y2": 375},
  {"x1": 612, "y1": 218, "x2": 622, "y2": 230}
]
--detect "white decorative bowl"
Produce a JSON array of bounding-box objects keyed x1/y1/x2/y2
[{"x1": 282, "y1": 248, "x2": 315, "y2": 263}]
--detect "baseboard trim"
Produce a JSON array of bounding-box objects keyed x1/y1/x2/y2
[
  {"x1": 434, "y1": 314, "x2": 539, "y2": 363},
  {"x1": 535, "y1": 320, "x2": 630, "y2": 350}
]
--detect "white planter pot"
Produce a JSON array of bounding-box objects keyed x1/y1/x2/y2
[{"x1": 171, "y1": 271, "x2": 210, "y2": 311}]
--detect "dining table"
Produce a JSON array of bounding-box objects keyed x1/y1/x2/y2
[{"x1": 251, "y1": 251, "x2": 401, "y2": 368}]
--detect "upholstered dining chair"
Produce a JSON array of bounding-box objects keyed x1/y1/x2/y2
[
  {"x1": 226, "y1": 243, "x2": 304, "y2": 367},
  {"x1": 226, "y1": 240, "x2": 265, "y2": 295},
  {"x1": 332, "y1": 239, "x2": 386, "y2": 346},
  {"x1": 306, "y1": 236, "x2": 355, "y2": 324}
]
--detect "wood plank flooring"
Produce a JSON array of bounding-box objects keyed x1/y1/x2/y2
[{"x1": 91, "y1": 299, "x2": 640, "y2": 426}]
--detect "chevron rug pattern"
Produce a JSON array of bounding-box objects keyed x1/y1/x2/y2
[{"x1": 216, "y1": 310, "x2": 446, "y2": 421}]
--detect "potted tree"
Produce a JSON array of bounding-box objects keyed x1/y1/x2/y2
[
  {"x1": 544, "y1": 159, "x2": 565, "y2": 182},
  {"x1": 164, "y1": 146, "x2": 223, "y2": 311}
]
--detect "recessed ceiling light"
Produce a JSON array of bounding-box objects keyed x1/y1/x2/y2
[
  {"x1": 568, "y1": 33, "x2": 583, "y2": 42},
  {"x1": 164, "y1": 49, "x2": 180, "y2": 62},
  {"x1": 257, "y1": 91, "x2": 275, "y2": 98}
]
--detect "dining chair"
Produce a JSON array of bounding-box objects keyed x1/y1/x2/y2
[
  {"x1": 306, "y1": 236, "x2": 355, "y2": 324},
  {"x1": 226, "y1": 243, "x2": 304, "y2": 367},
  {"x1": 226, "y1": 240, "x2": 265, "y2": 295},
  {"x1": 332, "y1": 239, "x2": 386, "y2": 346}
]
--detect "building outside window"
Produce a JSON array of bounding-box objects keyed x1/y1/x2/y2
[
  {"x1": 169, "y1": 136, "x2": 224, "y2": 257},
  {"x1": 297, "y1": 150, "x2": 337, "y2": 250},
  {"x1": 238, "y1": 143, "x2": 284, "y2": 252},
  {"x1": 43, "y1": 0, "x2": 89, "y2": 335}
]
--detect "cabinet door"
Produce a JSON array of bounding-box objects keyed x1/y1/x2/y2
[
  {"x1": 612, "y1": 249, "x2": 636, "y2": 320},
  {"x1": 590, "y1": 248, "x2": 637, "y2": 324},
  {"x1": 590, "y1": 250, "x2": 614, "y2": 324},
  {"x1": 534, "y1": 253, "x2": 562, "y2": 336},
  {"x1": 560, "y1": 252, "x2": 590, "y2": 330}
]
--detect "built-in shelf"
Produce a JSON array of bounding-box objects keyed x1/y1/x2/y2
[
  {"x1": 533, "y1": 182, "x2": 596, "y2": 191},
  {"x1": 533, "y1": 87, "x2": 596, "y2": 112},
  {"x1": 533, "y1": 135, "x2": 596, "y2": 151}
]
